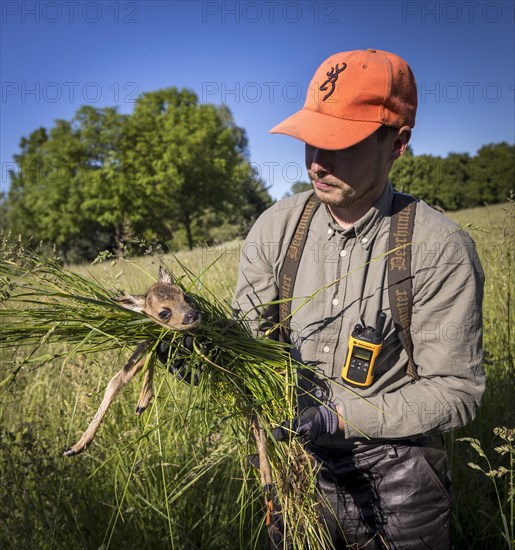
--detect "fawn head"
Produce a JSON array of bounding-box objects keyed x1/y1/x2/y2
[{"x1": 114, "y1": 265, "x2": 200, "y2": 331}]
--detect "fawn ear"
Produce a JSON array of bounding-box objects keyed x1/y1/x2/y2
[
  {"x1": 114, "y1": 294, "x2": 147, "y2": 313},
  {"x1": 157, "y1": 263, "x2": 174, "y2": 285}
]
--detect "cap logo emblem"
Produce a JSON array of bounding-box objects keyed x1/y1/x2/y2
[{"x1": 319, "y1": 63, "x2": 347, "y2": 101}]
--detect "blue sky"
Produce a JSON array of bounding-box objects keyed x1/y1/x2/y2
[{"x1": 1, "y1": 0, "x2": 514, "y2": 199}]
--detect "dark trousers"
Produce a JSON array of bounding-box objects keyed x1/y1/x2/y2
[{"x1": 311, "y1": 437, "x2": 452, "y2": 549}]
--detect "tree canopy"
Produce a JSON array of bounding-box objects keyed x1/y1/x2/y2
[
  {"x1": 6, "y1": 88, "x2": 272, "y2": 262},
  {"x1": 389, "y1": 142, "x2": 514, "y2": 210}
]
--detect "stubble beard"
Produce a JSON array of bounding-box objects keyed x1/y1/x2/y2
[{"x1": 311, "y1": 178, "x2": 379, "y2": 209}]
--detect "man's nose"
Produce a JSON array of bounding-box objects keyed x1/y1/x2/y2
[{"x1": 310, "y1": 149, "x2": 333, "y2": 175}]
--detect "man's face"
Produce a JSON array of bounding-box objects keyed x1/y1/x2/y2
[{"x1": 305, "y1": 129, "x2": 397, "y2": 209}]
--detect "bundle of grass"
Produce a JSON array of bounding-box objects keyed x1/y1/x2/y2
[{"x1": 0, "y1": 238, "x2": 333, "y2": 548}]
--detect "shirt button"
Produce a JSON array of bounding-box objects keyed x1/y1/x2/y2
[
  {"x1": 323, "y1": 345, "x2": 330, "y2": 353},
  {"x1": 332, "y1": 298, "x2": 339, "y2": 306},
  {"x1": 327, "y1": 228, "x2": 334, "y2": 235},
  {"x1": 362, "y1": 237, "x2": 368, "y2": 244},
  {"x1": 340, "y1": 249, "x2": 347, "y2": 257}
]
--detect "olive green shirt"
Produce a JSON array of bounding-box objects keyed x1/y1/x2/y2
[{"x1": 233, "y1": 182, "x2": 485, "y2": 447}]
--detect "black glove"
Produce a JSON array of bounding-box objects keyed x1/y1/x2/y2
[
  {"x1": 272, "y1": 404, "x2": 339, "y2": 443},
  {"x1": 156, "y1": 335, "x2": 203, "y2": 385}
]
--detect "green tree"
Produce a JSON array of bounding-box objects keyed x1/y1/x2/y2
[
  {"x1": 74, "y1": 105, "x2": 134, "y2": 254},
  {"x1": 6, "y1": 89, "x2": 272, "y2": 258},
  {"x1": 7, "y1": 115, "x2": 117, "y2": 262},
  {"x1": 391, "y1": 143, "x2": 514, "y2": 211},
  {"x1": 469, "y1": 143, "x2": 515, "y2": 205},
  {"x1": 390, "y1": 153, "x2": 442, "y2": 205},
  {"x1": 7, "y1": 127, "x2": 49, "y2": 242},
  {"x1": 126, "y1": 87, "x2": 266, "y2": 250},
  {"x1": 37, "y1": 118, "x2": 92, "y2": 260},
  {"x1": 440, "y1": 153, "x2": 471, "y2": 210}
]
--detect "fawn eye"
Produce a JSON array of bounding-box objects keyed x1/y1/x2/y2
[
  {"x1": 159, "y1": 309, "x2": 171, "y2": 320},
  {"x1": 183, "y1": 293, "x2": 191, "y2": 304}
]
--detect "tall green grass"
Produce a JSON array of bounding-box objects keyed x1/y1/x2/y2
[
  {"x1": 0, "y1": 203, "x2": 513, "y2": 549},
  {"x1": 1, "y1": 242, "x2": 267, "y2": 549},
  {"x1": 0, "y1": 239, "x2": 331, "y2": 549},
  {"x1": 445, "y1": 201, "x2": 514, "y2": 548}
]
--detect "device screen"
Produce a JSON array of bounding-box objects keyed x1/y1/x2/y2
[{"x1": 353, "y1": 347, "x2": 372, "y2": 361}]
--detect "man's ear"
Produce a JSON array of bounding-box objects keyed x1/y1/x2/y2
[
  {"x1": 158, "y1": 263, "x2": 173, "y2": 285},
  {"x1": 113, "y1": 294, "x2": 147, "y2": 313},
  {"x1": 390, "y1": 126, "x2": 412, "y2": 160}
]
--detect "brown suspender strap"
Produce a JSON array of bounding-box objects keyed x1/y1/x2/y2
[
  {"x1": 388, "y1": 192, "x2": 419, "y2": 381},
  {"x1": 278, "y1": 193, "x2": 320, "y2": 342},
  {"x1": 278, "y1": 190, "x2": 419, "y2": 381}
]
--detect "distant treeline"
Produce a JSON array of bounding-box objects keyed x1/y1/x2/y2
[
  {"x1": 1, "y1": 86, "x2": 513, "y2": 262},
  {"x1": 389, "y1": 143, "x2": 514, "y2": 211}
]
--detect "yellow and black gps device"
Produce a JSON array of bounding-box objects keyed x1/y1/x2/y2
[{"x1": 342, "y1": 312, "x2": 386, "y2": 387}]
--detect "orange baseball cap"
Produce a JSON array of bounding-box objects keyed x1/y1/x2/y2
[{"x1": 270, "y1": 49, "x2": 417, "y2": 150}]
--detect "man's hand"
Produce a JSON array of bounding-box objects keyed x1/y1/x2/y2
[
  {"x1": 156, "y1": 335, "x2": 203, "y2": 385},
  {"x1": 272, "y1": 404, "x2": 340, "y2": 443}
]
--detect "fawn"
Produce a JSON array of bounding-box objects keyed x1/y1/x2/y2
[{"x1": 63, "y1": 265, "x2": 200, "y2": 457}]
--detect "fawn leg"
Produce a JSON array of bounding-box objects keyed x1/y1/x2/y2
[
  {"x1": 64, "y1": 341, "x2": 151, "y2": 457},
  {"x1": 251, "y1": 415, "x2": 284, "y2": 538},
  {"x1": 135, "y1": 358, "x2": 154, "y2": 415},
  {"x1": 251, "y1": 415, "x2": 273, "y2": 490}
]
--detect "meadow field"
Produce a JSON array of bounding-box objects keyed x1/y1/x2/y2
[{"x1": 0, "y1": 201, "x2": 513, "y2": 549}]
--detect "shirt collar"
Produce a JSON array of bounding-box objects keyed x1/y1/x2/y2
[{"x1": 324, "y1": 181, "x2": 394, "y2": 249}]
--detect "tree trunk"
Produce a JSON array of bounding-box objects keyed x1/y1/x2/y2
[
  {"x1": 60, "y1": 243, "x2": 70, "y2": 267},
  {"x1": 183, "y1": 212, "x2": 194, "y2": 250},
  {"x1": 114, "y1": 223, "x2": 123, "y2": 259}
]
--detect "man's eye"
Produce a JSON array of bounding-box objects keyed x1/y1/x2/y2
[{"x1": 159, "y1": 309, "x2": 171, "y2": 320}]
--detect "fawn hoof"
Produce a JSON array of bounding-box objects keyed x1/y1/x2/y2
[
  {"x1": 135, "y1": 406, "x2": 145, "y2": 416},
  {"x1": 63, "y1": 443, "x2": 86, "y2": 457}
]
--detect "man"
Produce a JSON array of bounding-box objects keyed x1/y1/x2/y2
[{"x1": 232, "y1": 50, "x2": 485, "y2": 548}]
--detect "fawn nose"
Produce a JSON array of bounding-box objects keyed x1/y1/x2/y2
[{"x1": 183, "y1": 310, "x2": 200, "y2": 325}]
